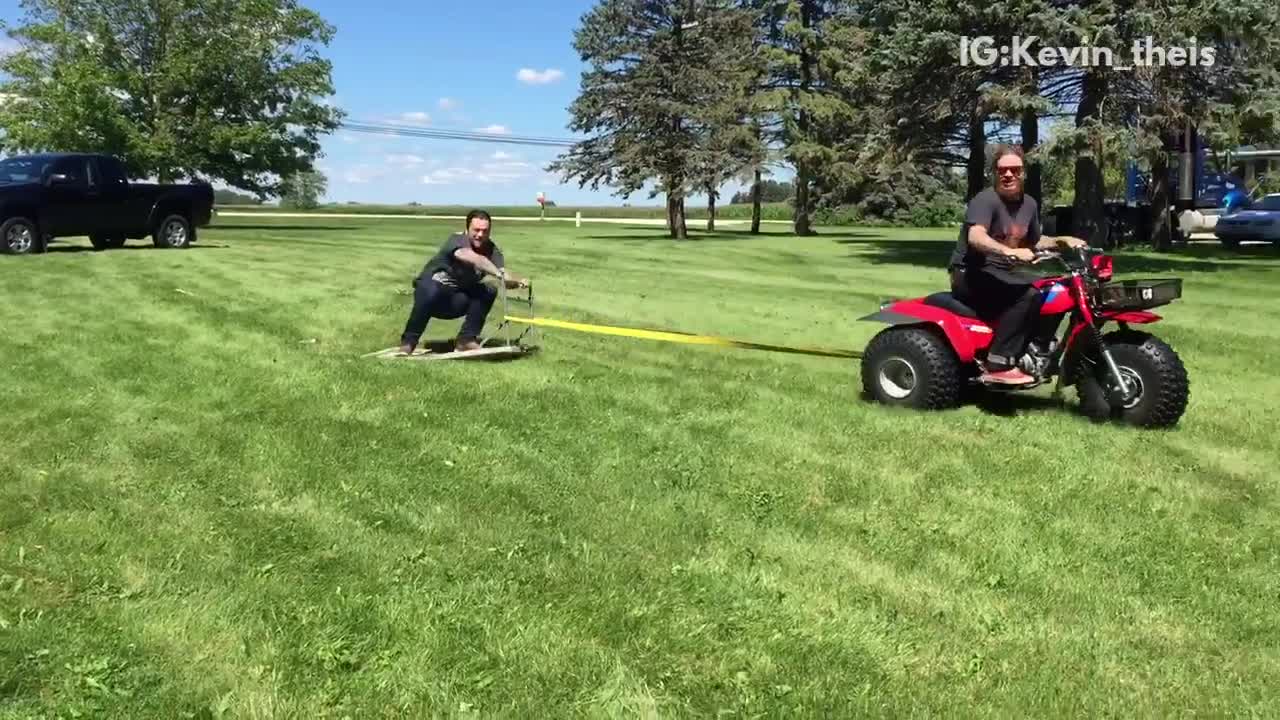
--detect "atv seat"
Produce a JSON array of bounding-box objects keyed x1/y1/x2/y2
[{"x1": 922, "y1": 292, "x2": 980, "y2": 319}]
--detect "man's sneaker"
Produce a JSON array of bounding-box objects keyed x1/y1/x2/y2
[
  {"x1": 398, "y1": 343, "x2": 415, "y2": 355},
  {"x1": 455, "y1": 338, "x2": 482, "y2": 352},
  {"x1": 981, "y1": 367, "x2": 1036, "y2": 385}
]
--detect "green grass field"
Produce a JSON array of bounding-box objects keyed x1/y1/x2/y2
[{"x1": 3, "y1": 216, "x2": 1279, "y2": 717}]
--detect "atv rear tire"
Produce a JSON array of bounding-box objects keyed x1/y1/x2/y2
[
  {"x1": 861, "y1": 326, "x2": 961, "y2": 410},
  {"x1": 1076, "y1": 330, "x2": 1189, "y2": 428}
]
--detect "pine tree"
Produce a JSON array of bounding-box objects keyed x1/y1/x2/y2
[
  {"x1": 752, "y1": 0, "x2": 859, "y2": 235},
  {"x1": 550, "y1": 0, "x2": 758, "y2": 239}
]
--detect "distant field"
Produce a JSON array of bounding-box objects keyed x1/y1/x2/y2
[
  {"x1": 220, "y1": 201, "x2": 798, "y2": 222},
  {"x1": 2, "y1": 217, "x2": 1278, "y2": 717}
]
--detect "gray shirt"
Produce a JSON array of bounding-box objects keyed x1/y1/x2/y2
[
  {"x1": 949, "y1": 188, "x2": 1040, "y2": 276},
  {"x1": 418, "y1": 232, "x2": 505, "y2": 290}
]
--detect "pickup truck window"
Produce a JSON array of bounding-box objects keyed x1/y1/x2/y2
[
  {"x1": 0, "y1": 157, "x2": 54, "y2": 184},
  {"x1": 98, "y1": 156, "x2": 129, "y2": 187},
  {"x1": 49, "y1": 157, "x2": 88, "y2": 189}
]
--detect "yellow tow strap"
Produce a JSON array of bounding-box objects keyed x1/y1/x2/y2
[{"x1": 504, "y1": 315, "x2": 862, "y2": 360}]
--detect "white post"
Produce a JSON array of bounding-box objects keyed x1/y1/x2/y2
[{"x1": 575, "y1": 211, "x2": 581, "y2": 228}]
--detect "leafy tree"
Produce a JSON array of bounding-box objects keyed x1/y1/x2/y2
[
  {"x1": 1123, "y1": 0, "x2": 1280, "y2": 248},
  {"x1": 280, "y1": 169, "x2": 327, "y2": 209},
  {"x1": 213, "y1": 188, "x2": 263, "y2": 205},
  {"x1": 825, "y1": 0, "x2": 1065, "y2": 204},
  {"x1": 0, "y1": 0, "x2": 344, "y2": 196},
  {"x1": 550, "y1": 0, "x2": 758, "y2": 239},
  {"x1": 730, "y1": 178, "x2": 792, "y2": 203}
]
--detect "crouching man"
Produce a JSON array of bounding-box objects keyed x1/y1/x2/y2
[{"x1": 399, "y1": 209, "x2": 528, "y2": 354}]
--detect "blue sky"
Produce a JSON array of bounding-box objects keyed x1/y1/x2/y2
[{"x1": 0, "y1": 0, "x2": 764, "y2": 207}]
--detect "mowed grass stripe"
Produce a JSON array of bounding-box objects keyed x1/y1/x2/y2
[{"x1": 2, "y1": 216, "x2": 1278, "y2": 717}]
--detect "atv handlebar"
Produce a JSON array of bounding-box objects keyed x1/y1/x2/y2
[{"x1": 1018, "y1": 245, "x2": 1101, "y2": 271}]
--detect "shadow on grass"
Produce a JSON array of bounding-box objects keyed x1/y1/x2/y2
[
  {"x1": 210, "y1": 224, "x2": 362, "y2": 232},
  {"x1": 970, "y1": 391, "x2": 1069, "y2": 418},
  {"x1": 580, "y1": 226, "x2": 888, "y2": 242},
  {"x1": 44, "y1": 243, "x2": 230, "y2": 253}
]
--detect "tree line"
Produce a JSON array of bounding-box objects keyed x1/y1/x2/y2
[
  {"x1": 0, "y1": 0, "x2": 343, "y2": 200},
  {"x1": 549, "y1": 0, "x2": 1280, "y2": 243}
]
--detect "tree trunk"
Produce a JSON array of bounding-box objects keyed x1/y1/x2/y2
[
  {"x1": 667, "y1": 191, "x2": 687, "y2": 239},
  {"x1": 794, "y1": 169, "x2": 813, "y2": 235},
  {"x1": 967, "y1": 108, "x2": 986, "y2": 201},
  {"x1": 1150, "y1": 149, "x2": 1173, "y2": 251},
  {"x1": 750, "y1": 167, "x2": 762, "y2": 234},
  {"x1": 1072, "y1": 71, "x2": 1108, "y2": 247},
  {"x1": 706, "y1": 184, "x2": 716, "y2": 232},
  {"x1": 1021, "y1": 96, "x2": 1041, "y2": 205},
  {"x1": 793, "y1": 0, "x2": 816, "y2": 236}
]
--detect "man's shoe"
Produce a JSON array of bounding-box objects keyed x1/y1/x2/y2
[
  {"x1": 981, "y1": 368, "x2": 1036, "y2": 385},
  {"x1": 399, "y1": 343, "x2": 415, "y2": 355},
  {"x1": 455, "y1": 338, "x2": 482, "y2": 352}
]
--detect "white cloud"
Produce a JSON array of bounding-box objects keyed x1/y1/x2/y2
[
  {"x1": 438, "y1": 97, "x2": 459, "y2": 111},
  {"x1": 517, "y1": 67, "x2": 564, "y2": 85},
  {"x1": 415, "y1": 160, "x2": 536, "y2": 186},
  {"x1": 491, "y1": 150, "x2": 518, "y2": 160},
  {"x1": 386, "y1": 153, "x2": 426, "y2": 167},
  {"x1": 399, "y1": 111, "x2": 431, "y2": 125},
  {"x1": 342, "y1": 165, "x2": 387, "y2": 184},
  {"x1": 422, "y1": 167, "x2": 466, "y2": 185},
  {"x1": 476, "y1": 124, "x2": 510, "y2": 135}
]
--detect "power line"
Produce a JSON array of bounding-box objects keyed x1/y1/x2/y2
[{"x1": 339, "y1": 120, "x2": 578, "y2": 147}]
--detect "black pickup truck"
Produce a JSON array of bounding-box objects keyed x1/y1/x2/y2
[{"x1": 0, "y1": 152, "x2": 214, "y2": 254}]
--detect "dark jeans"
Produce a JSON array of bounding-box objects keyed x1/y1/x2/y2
[
  {"x1": 400, "y1": 277, "x2": 497, "y2": 347},
  {"x1": 951, "y1": 267, "x2": 1044, "y2": 369}
]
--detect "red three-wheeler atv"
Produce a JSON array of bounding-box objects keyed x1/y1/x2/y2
[{"x1": 858, "y1": 245, "x2": 1190, "y2": 428}]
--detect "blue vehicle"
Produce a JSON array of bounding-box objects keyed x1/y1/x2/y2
[
  {"x1": 1123, "y1": 127, "x2": 1280, "y2": 244},
  {"x1": 1214, "y1": 193, "x2": 1280, "y2": 246}
]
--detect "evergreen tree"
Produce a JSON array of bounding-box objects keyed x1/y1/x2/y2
[{"x1": 550, "y1": 0, "x2": 758, "y2": 239}]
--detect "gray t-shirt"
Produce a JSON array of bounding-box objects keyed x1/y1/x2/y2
[
  {"x1": 418, "y1": 232, "x2": 504, "y2": 290},
  {"x1": 949, "y1": 188, "x2": 1040, "y2": 274}
]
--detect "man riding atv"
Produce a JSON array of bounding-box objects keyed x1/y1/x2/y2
[{"x1": 948, "y1": 144, "x2": 1088, "y2": 385}]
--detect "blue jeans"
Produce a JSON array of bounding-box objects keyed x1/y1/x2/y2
[{"x1": 400, "y1": 277, "x2": 497, "y2": 347}]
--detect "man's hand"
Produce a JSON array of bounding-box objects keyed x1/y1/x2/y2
[
  {"x1": 1039, "y1": 235, "x2": 1090, "y2": 249},
  {"x1": 1005, "y1": 247, "x2": 1036, "y2": 263}
]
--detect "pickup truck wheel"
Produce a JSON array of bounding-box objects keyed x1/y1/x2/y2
[
  {"x1": 2, "y1": 217, "x2": 42, "y2": 255},
  {"x1": 154, "y1": 214, "x2": 193, "y2": 249}
]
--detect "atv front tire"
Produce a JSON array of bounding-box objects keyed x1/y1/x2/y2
[
  {"x1": 1076, "y1": 330, "x2": 1189, "y2": 428},
  {"x1": 861, "y1": 326, "x2": 961, "y2": 410}
]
